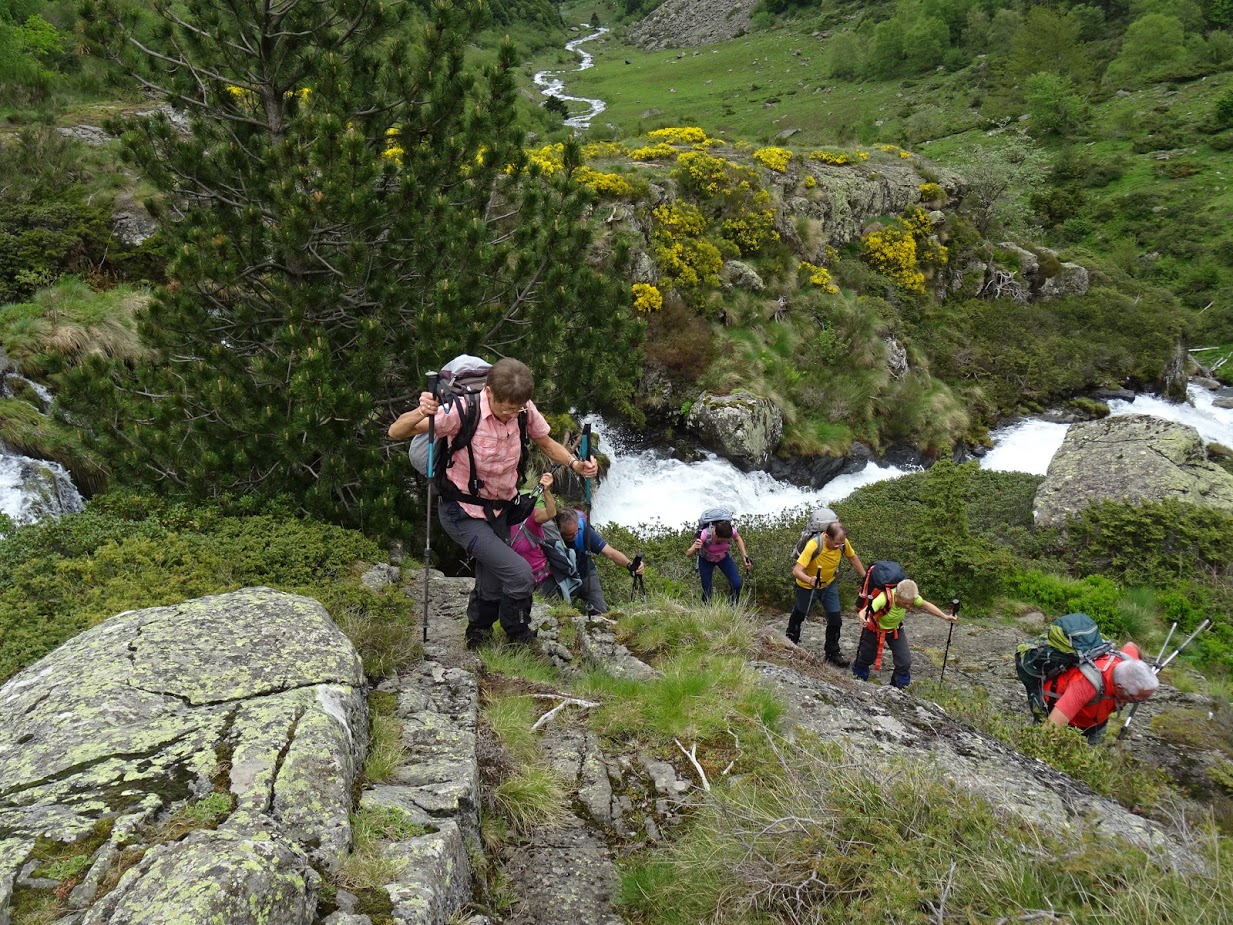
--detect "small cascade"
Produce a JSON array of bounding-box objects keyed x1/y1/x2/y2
[{"x1": 0, "y1": 371, "x2": 86, "y2": 531}]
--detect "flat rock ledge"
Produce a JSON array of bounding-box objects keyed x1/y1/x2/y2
[{"x1": 0, "y1": 588, "x2": 367, "y2": 925}]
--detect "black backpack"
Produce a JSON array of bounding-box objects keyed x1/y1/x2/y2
[{"x1": 407, "y1": 355, "x2": 529, "y2": 509}]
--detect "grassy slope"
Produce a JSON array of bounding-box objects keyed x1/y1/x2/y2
[{"x1": 529, "y1": 1, "x2": 1233, "y2": 357}]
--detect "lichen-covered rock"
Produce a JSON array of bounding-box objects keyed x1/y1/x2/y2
[
  {"x1": 1034, "y1": 415, "x2": 1233, "y2": 528},
  {"x1": 1038, "y1": 261, "x2": 1090, "y2": 300},
  {"x1": 719, "y1": 259, "x2": 764, "y2": 291},
  {"x1": 81, "y1": 828, "x2": 318, "y2": 925},
  {"x1": 686, "y1": 390, "x2": 784, "y2": 471},
  {"x1": 792, "y1": 159, "x2": 962, "y2": 247},
  {"x1": 0, "y1": 588, "x2": 367, "y2": 925}
]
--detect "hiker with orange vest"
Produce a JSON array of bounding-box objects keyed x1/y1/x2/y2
[{"x1": 1044, "y1": 643, "x2": 1159, "y2": 742}]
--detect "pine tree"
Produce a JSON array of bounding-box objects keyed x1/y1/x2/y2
[{"x1": 67, "y1": 0, "x2": 641, "y2": 536}]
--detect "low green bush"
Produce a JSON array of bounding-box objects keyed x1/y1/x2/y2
[{"x1": 0, "y1": 495, "x2": 419, "y2": 680}]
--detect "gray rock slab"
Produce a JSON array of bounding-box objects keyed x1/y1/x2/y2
[
  {"x1": 1034, "y1": 414, "x2": 1233, "y2": 527},
  {"x1": 81, "y1": 828, "x2": 318, "y2": 925},
  {"x1": 385, "y1": 820, "x2": 470, "y2": 925},
  {"x1": 686, "y1": 390, "x2": 784, "y2": 471},
  {"x1": 0, "y1": 588, "x2": 367, "y2": 921},
  {"x1": 500, "y1": 823, "x2": 624, "y2": 925}
]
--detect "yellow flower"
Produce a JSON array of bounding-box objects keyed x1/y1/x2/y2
[
  {"x1": 632, "y1": 283, "x2": 663, "y2": 313},
  {"x1": 798, "y1": 261, "x2": 839, "y2": 294},
  {"x1": 648, "y1": 126, "x2": 709, "y2": 145},
  {"x1": 628, "y1": 142, "x2": 679, "y2": 161},
  {"x1": 753, "y1": 146, "x2": 793, "y2": 173},
  {"x1": 574, "y1": 166, "x2": 633, "y2": 197}
]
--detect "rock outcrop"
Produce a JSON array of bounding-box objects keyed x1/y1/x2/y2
[
  {"x1": 686, "y1": 390, "x2": 784, "y2": 470},
  {"x1": 784, "y1": 159, "x2": 962, "y2": 248},
  {"x1": 0, "y1": 588, "x2": 367, "y2": 925},
  {"x1": 627, "y1": 0, "x2": 757, "y2": 50},
  {"x1": 1034, "y1": 414, "x2": 1233, "y2": 528}
]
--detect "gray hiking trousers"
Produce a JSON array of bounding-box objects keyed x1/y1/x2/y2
[{"x1": 437, "y1": 499, "x2": 535, "y2": 640}]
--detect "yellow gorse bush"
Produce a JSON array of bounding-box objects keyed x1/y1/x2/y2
[
  {"x1": 632, "y1": 283, "x2": 663, "y2": 313},
  {"x1": 527, "y1": 143, "x2": 566, "y2": 175},
  {"x1": 628, "y1": 142, "x2": 679, "y2": 161},
  {"x1": 648, "y1": 126, "x2": 709, "y2": 145},
  {"x1": 918, "y1": 182, "x2": 945, "y2": 202},
  {"x1": 808, "y1": 148, "x2": 869, "y2": 165},
  {"x1": 673, "y1": 151, "x2": 779, "y2": 255},
  {"x1": 582, "y1": 141, "x2": 628, "y2": 159},
  {"x1": 798, "y1": 261, "x2": 839, "y2": 294},
  {"x1": 653, "y1": 201, "x2": 708, "y2": 236},
  {"x1": 574, "y1": 166, "x2": 633, "y2": 197},
  {"x1": 753, "y1": 147, "x2": 793, "y2": 173},
  {"x1": 862, "y1": 227, "x2": 925, "y2": 294}
]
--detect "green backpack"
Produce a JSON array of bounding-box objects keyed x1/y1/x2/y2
[{"x1": 1014, "y1": 613, "x2": 1114, "y2": 718}]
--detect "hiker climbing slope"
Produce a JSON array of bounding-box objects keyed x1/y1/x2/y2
[
  {"x1": 1044, "y1": 641, "x2": 1158, "y2": 743},
  {"x1": 389, "y1": 357, "x2": 596, "y2": 648},
  {"x1": 687, "y1": 511, "x2": 751, "y2": 605},
  {"x1": 787, "y1": 521, "x2": 866, "y2": 666},
  {"x1": 554, "y1": 508, "x2": 643, "y2": 615},
  {"x1": 850, "y1": 574, "x2": 956, "y2": 689}
]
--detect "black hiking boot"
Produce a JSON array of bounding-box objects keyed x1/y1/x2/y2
[
  {"x1": 824, "y1": 651, "x2": 850, "y2": 668},
  {"x1": 464, "y1": 628, "x2": 493, "y2": 650}
]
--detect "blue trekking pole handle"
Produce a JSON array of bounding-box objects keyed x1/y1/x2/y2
[
  {"x1": 580, "y1": 423, "x2": 592, "y2": 518},
  {"x1": 422, "y1": 371, "x2": 438, "y2": 644},
  {"x1": 425, "y1": 372, "x2": 439, "y2": 478}
]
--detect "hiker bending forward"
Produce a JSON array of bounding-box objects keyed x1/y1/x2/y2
[
  {"x1": 554, "y1": 508, "x2": 643, "y2": 615},
  {"x1": 508, "y1": 472, "x2": 561, "y2": 594},
  {"x1": 686, "y1": 520, "x2": 751, "y2": 605},
  {"x1": 851, "y1": 579, "x2": 956, "y2": 689},
  {"x1": 787, "y1": 521, "x2": 866, "y2": 666},
  {"x1": 389, "y1": 358, "x2": 596, "y2": 648},
  {"x1": 1045, "y1": 643, "x2": 1158, "y2": 743}
]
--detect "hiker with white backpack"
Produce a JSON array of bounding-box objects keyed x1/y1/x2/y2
[
  {"x1": 389, "y1": 357, "x2": 597, "y2": 648},
  {"x1": 686, "y1": 507, "x2": 751, "y2": 605}
]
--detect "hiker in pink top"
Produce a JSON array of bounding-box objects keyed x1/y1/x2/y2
[{"x1": 389, "y1": 358, "x2": 596, "y2": 648}]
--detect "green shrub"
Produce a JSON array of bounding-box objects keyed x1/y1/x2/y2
[{"x1": 0, "y1": 497, "x2": 418, "y2": 680}]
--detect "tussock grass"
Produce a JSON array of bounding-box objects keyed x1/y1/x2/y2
[
  {"x1": 0, "y1": 278, "x2": 149, "y2": 371},
  {"x1": 479, "y1": 644, "x2": 561, "y2": 686},
  {"x1": 363, "y1": 711, "x2": 404, "y2": 784},
  {"x1": 619, "y1": 734, "x2": 1233, "y2": 925},
  {"x1": 490, "y1": 766, "x2": 571, "y2": 835},
  {"x1": 334, "y1": 806, "x2": 429, "y2": 894}
]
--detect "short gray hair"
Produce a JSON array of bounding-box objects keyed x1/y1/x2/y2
[
  {"x1": 895, "y1": 579, "x2": 919, "y2": 601},
  {"x1": 1112, "y1": 659, "x2": 1159, "y2": 698}
]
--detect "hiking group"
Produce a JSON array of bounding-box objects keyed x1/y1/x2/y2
[{"x1": 391, "y1": 354, "x2": 1189, "y2": 741}]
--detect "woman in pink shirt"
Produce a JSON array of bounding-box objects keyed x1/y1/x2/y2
[{"x1": 389, "y1": 359, "x2": 596, "y2": 648}]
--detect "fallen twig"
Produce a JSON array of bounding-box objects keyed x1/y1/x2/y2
[
  {"x1": 529, "y1": 695, "x2": 600, "y2": 731},
  {"x1": 674, "y1": 738, "x2": 711, "y2": 792}
]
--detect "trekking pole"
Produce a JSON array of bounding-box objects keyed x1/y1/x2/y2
[
  {"x1": 422, "y1": 371, "x2": 439, "y2": 644},
  {"x1": 939, "y1": 598, "x2": 959, "y2": 683},
  {"x1": 580, "y1": 423, "x2": 592, "y2": 522},
  {"x1": 1117, "y1": 618, "x2": 1212, "y2": 741},
  {"x1": 630, "y1": 551, "x2": 645, "y2": 600}
]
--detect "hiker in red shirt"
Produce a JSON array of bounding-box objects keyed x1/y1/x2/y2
[
  {"x1": 1044, "y1": 643, "x2": 1159, "y2": 743},
  {"x1": 390, "y1": 358, "x2": 596, "y2": 648}
]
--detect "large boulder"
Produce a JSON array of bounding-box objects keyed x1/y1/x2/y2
[
  {"x1": 1034, "y1": 415, "x2": 1233, "y2": 528},
  {"x1": 0, "y1": 588, "x2": 367, "y2": 925},
  {"x1": 686, "y1": 391, "x2": 784, "y2": 470}
]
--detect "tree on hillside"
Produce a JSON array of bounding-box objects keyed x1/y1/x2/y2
[
  {"x1": 1103, "y1": 12, "x2": 1188, "y2": 85},
  {"x1": 67, "y1": 0, "x2": 641, "y2": 537},
  {"x1": 1006, "y1": 7, "x2": 1090, "y2": 83}
]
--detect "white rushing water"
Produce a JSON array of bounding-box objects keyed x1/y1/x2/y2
[
  {"x1": 981, "y1": 384, "x2": 1233, "y2": 476},
  {"x1": 588, "y1": 384, "x2": 1233, "y2": 530},
  {"x1": 532, "y1": 27, "x2": 609, "y2": 130},
  {"x1": 585, "y1": 416, "x2": 909, "y2": 532}
]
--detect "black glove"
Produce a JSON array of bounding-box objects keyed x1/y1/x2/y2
[{"x1": 744, "y1": 555, "x2": 753, "y2": 567}]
